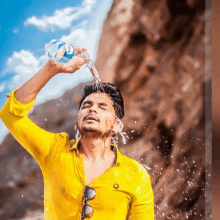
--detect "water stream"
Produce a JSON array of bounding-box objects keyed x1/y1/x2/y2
[{"x1": 88, "y1": 65, "x2": 104, "y2": 92}]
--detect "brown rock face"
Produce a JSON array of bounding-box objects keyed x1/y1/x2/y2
[
  {"x1": 95, "y1": 0, "x2": 210, "y2": 219},
  {"x1": 0, "y1": 0, "x2": 210, "y2": 219}
]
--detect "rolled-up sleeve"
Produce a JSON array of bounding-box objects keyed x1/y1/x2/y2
[
  {"x1": 129, "y1": 164, "x2": 154, "y2": 219},
  {"x1": 0, "y1": 88, "x2": 54, "y2": 166}
]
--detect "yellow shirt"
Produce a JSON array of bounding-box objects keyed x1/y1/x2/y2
[{"x1": 0, "y1": 88, "x2": 154, "y2": 220}]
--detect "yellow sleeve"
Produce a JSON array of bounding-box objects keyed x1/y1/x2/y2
[
  {"x1": 0, "y1": 88, "x2": 55, "y2": 166},
  {"x1": 129, "y1": 164, "x2": 154, "y2": 220}
]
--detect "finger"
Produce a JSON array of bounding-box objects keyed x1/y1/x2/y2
[
  {"x1": 74, "y1": 47, "x2": 87, "y2": 56},
  {"x1": 67, "y1": 57, "x2": 83, "y2": 70},
  {"x1": 74, "y1": 46, "x2": 81, "y2": 56},
  {"x1": 78, "y1": 47, "x2": 87, "y2": 52},
  {"x1": 69, "y1": 56, "x2": 79, "y2": 63},
  {"x1": 78, "y1": 48, "x2": 87, "y2": 56},
  {"x1": 78, "y1": 52, "x2": 89, "y2": 60},
  {"x1": 67, "y1": 60, "x2": 82, "y2": 73},
  {"x1": 65, "y1": 67, "x2": 75, "y2": 73},
  {"x1": 78, "y1": 48, "x2": 84, "y2": 54},
  {"x1": 75, "y1": 46, "x2": 80, "y2": 51},
  {"x1": 80, "y1": 48, "x2": 87, "y2": 54},
  {"x1": 70, "y1": 57, "x2": 83, "y2": 67}
]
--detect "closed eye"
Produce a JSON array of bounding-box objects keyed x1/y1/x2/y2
[
  {"x1": 99, "y1": 103, "x2": 108, "y2": 110},
  {"x1": 82, "y1": 105, "x2": 90, "y2": 108},
  {"x1": 81, "y1": 102, "x2": 92, "y2": 109},
  {"x1": 100, "y1": 106, "x2": 107, "y2": 110}
]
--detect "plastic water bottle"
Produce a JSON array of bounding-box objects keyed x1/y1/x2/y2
[
  {"x1": 45, "y1": 39, "x2": 103, "y2": 92},
  {"x1": 45, "y1": 39, "x2": 93, "y2": 68}
]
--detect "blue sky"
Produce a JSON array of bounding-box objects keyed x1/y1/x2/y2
[{"x1": 0, "y1": 0, "x2": 112, "y2": 143}]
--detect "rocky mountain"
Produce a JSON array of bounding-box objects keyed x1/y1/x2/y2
[
  {"x1": 0, "y1": 0, "x2": 210, "y2": 219},
  {"x1": 96, "y1": 0, "x2": 210, "y2": 219}
]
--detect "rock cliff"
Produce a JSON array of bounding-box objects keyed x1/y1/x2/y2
[{"x1": 96, "y1": 0, "x2": 209, "y2": 219}]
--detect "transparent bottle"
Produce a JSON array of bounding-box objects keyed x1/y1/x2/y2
[{"x1": 45, "y1": 39, "x2": 93, "y2": 68}]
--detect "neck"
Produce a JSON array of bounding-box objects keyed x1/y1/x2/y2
[{"x1": 78, "y1": 133, "x2": 114, "y2": 163}]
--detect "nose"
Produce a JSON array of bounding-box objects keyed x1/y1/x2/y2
[{"x1": 89, "y1": 103, "x2": 98, "y2": 113}]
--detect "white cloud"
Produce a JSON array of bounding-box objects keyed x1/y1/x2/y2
[
  {"x1": 6, "y1": 50, "x2": 43, "y2": 89},
  {"x1": 0, "y1": 83, "x2": 5, "y2": 92},
  {"x1": 13, "y1": 29, "x2": 19, "y2": 34},
  {"x1": 60, "y1": 29, "x2": 87, "y2": 44},
  {"x1": 24, "y1": 0, "x2": 97, "y2": 32}
]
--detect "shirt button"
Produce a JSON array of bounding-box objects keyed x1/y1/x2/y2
[{"x1": 113, "y1": 183, "x2": 119, "y2": 189}]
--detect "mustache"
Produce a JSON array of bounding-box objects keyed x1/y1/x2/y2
[{"x1": 83, "y1": 114, "x2": 100, "y2": 122}]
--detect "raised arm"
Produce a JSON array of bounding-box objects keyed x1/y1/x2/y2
[
  {"x1": 0, "y1": 49, "x2": 85, "y2": 166},
  {"x1": 14, "y1": 52, "x2": 85, "y2": 104}
]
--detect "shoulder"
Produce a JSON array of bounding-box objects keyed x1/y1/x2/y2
[
  {"x1": 54, "y1": 132, "x2": 69, "y2": 140},
  {"x1": 54, "y1": 132, "x2": 78, "y2": 150},
  {"x1": 122, "y1": 156, "x2": 153, "y2": 199},
  {"x1": 122, "y1": 155, "x2": 151, "y2": 180},
  {"x1": 53, "y1": 132, "x2": 71, "y2": 147}
]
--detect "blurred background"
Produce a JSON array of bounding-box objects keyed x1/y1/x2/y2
[{"x1": 0, "y1": 0, "x2": 213, "y2": 219}]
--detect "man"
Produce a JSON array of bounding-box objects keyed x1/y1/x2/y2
[{"x1": 0, "y1": 47, "x2": 154, "y2": 220}]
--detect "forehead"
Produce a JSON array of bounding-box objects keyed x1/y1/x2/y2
[{"x1": 82, "y1": 93, "x2": 113, "y2": 106}]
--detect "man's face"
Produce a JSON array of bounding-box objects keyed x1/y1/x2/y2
[{"x1": 76, "y1": 93, "x2": 118, "y2": 137}]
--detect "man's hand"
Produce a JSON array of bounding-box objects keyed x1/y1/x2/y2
[
  {"x1": 48, "y1": 47, "x2": 87, "y2": 75},
  {"x1": 14, "y1": 47, "x2": 88, "y2": 104}
]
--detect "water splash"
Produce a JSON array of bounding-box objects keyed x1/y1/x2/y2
[
  {"x1": 112, "y1": 134, "x2": 119, "y2": 146},
  {"x1": 141, "y1": 164, "x2": 152, "y2": 171},
  {"x1": 119, "y1": 131, "x2": 127, "y2": 144},
  {"x1": 117, "y1": 118, "x2": 129, "y2": 144}
]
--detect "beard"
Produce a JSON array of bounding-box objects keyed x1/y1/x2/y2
[
  {"x1": 82, "y1": 126, "x2": 100, "y2": 132},
  {"x1": 80, "y1": 123, "x2": 102, "y2": 134},
  {"x1": 80, "y1": 124, "x2": 113, "y2": 137}
]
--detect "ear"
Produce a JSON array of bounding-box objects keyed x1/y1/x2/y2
[{"x1": 112, "y1": 117, "x2": 122, "y2": 135}]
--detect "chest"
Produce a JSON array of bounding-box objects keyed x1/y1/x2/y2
[{"x1": 83, "y1": 159, "x2": 114, "y2": 185}]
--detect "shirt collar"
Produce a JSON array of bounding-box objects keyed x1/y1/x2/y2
[{"x1": 69, "y1": 139, "x2": 123, "y2": 166}]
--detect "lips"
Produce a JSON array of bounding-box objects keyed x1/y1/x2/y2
[{"x1": 84, "y1": 115, "x2": 99, "y2": 122}]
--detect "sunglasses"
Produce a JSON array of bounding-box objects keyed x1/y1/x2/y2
[{"x1": 81, "y1": 185, "x2": 96, "y2": 219}]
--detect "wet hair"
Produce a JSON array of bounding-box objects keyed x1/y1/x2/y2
[{"x1": 78, "y1": 83, "x2": 124, "y2": 119}]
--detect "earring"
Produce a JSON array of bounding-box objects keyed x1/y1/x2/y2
[
  {"x1": 75, "y1": 129, "x2": 81, "y2": 140},
  {"x1": 74, "y1": 125, "x2": 81, "y2": 141}
]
